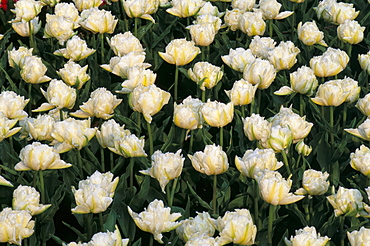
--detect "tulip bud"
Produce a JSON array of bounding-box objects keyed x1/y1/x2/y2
[
  {"x1": 201, "y1": 100, "x2": 234, "y2": 128},
  {"x1": 33, "y1": 79, "x2": 76, "y2": 113},
  {"x1": 238, "y1": 11, "x2": 266, "y2": 36},
  {"x1": 71, "y1": 171, "x2": 119, "y2": 214},
  {"x1": 295, "y1": 169, "x2": 329, "y2": 196},
  {"x1": 20, "y1": 56, "x2": 51, "y2": 84},
  {"x1": 13, "y1": 185, "x2": 51, "y2": 215},
  {"x1": 128, "y1": 199, "x2": 182, "y2": 243},
  {"x1": 249, "y1": 36, "x2": 276, "y2": 59},
  {"x1": 50, "y1": 118, "x2": 97, "y2": 153},
  {"x1": 80, "y1": 8, "x2": 118, "y2": 34},
  {"x1": 109, "y1": 134, "x2": 147, "y2": 158},
  {"x1": 72, "y1": 0, "x2": 102, "y2": 11},
  {"x1": 176, "y1": 212, "x2": 216, "y2": 242},
  {"x1": 221, "y1": 48, "x2": 255, "y2": 73},
  {"x1": 243, "y1": 58, "x2": 276, "y2": 89},
  {"x1": 235, "y1": 148, "x2": 283, "y2": 179},
  {"x1": 295, "y1": 140, "x2": 312, "y2": 156},
  {"x1": 243, "y1": 113, "x2": 271, "y2": 142},
  {"x1": 159, "y1": 38, "x2": 201, "y2": 66},
  {"x1": 166, "y1": 0, "x2": 204, "y2": 18},
  {"x1": 129, "y1": 84, "x2": 171, "y2": 123},
  {"x1": 12, "y1": 17, "x2": 41, "y2": 37},
  {"x1": 173, "y1": 96, "x2": 204, "y2": 130},
  {"x1": 11, "y1": 0, "x2": 43, "y2": 23},
  {"x1": 54, "y1": 36, "x2": 95, "y2": 61},
  {"x1": 188, "y1": 144, "x2": 229, "y2": 175},
  {"x1": 327, "y1": 186, "x2": 365, "y2": 217},
  {"x1": 187, "y1": 23, "x2": 216, "y2": 46},
  {"x1": 0, "y1": 208, "x2": 35, "y2": 245},
  {"x1": 214, "y1": 209, "x2": 257, "y2": 245},
  {"x1": 356, "y1": 93, "x2": 370, "y2": 117},
  {"x1": 27, "y1": 114, "x2": 55, "y2": 141},
  {"x1": 297, "y1": 21, "x2": 327, "y2": 46},
  {"x1": 337, "y1": 19, "x2": 365, "y2": 45},
  {"x1": 15, "y1": 142, "x2": 72, "y2": 171},
  {"x1": 57, "y1": 61, "x2": 90, "y2": 89},
  {"x1": 345, "y1": 119, "x2": 370, "y2": 141},
  {"x1": 71, "y1": 88, "x2": 122, "y2": 120},
  {"x1": 188, "y1": 62, "x2": 223, "y2": 91},
  {"x1": 43, "y1": 14, "x2": 76, "y2": 45},
  {"x1": 225, "y1": 79, "x2": 258, "y2": 106},
  {"x1": 123, "y1": 0, "x2": 159, "y2": 23},
  {"x1": 347, "y1": 227, "x2": 370, "y2": 246},
  {"x1": 140, "y1": 150, "x2": 184, "y2": 193},
  {"x1": 108, "y1": 32, "x2": 145, "y2": 57},
  {"x1": 285, "y1": 226, "x2": 330, "y2": 246}
]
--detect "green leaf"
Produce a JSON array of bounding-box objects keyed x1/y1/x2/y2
[{"x1": 186, "y1": 181, "x2": 212, "y2": 210}]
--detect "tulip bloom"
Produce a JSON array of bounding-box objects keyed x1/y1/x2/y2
[
  {"x1": 188, "y1": 62, "x2": 223, "y2": 91},
  {"x1": 108, "y1": 31, "x2": 145, "y2": 56},
  {"x1": 356, "y1": 93, "x2": 370, "y2": 117},
  {"x1": 243, "y1": 58, "x2": 276, "y2": 89},
  {"x1": 225, "y1": 79, "x2": 258, "y2": 106},
  {"x1": 221, "y1": 47, "x2": 256, "y2": 73},
  {"x1": 315, "y1": 0, "x2": 359, "y2": 24},
  {"x1": 285, "y1": 226, "x2": 330, "y2": 246},
  {"x1": 297, "y1": 21, "x2": 327, "y2": 46},
  {"x1": 14, "y1": 142, "x2": 72, "y2": 170},
  {"x1": 345, "y1": 119, "x2": 370, "y2": 141},
  {"x1": 238, "y1": 11, "x2": 266, "y2": 36},
  {"x1": 295, "y1": 169, "x2": 330, "y2": 196},
  {"x1": 173, "y1": 96, "x2": 204, "y2": 130},
  {"x1": 12, "y1": 185, "x2": 51, "y2": 215},
  {"x1": 80, "y1": 8, "x2": 118, "y2": 34},
  {"x1": 158, "y1": 38, "x2": 201, "y2": 66},
  {"x1": 166, "y1": 0, "x2": 204, "y2": 18},
  {"x1": 176, "y1": 212, "x2": 216, "y2": 242},
  {"x1": 8, "y1": 46, "x2": 33, "y2": 68},
  {"x1": 223, "y1": 8, "x2": 243, "y2": 31},
  {"x1": 117, "y1": 66, "x2": 157, "y2": 94},
  {"x1": 0, "y1": 91, "x2": 29, "y2": 120},
  {"x1": 96, "y1": 119, "x2": 131, "y2": 149},
  {"x1": 187, "y1": 22, "x2": 216, "y2": 46},
  {"x1": 26, "y1": 114, "x2": 55, "y2": 141},
  {"x1": 109, "y1": 134, "x2": 147, "y2": 158},
  {"x1": 347, "y1": 227, "x2": 370, "y2": 246},
  {"x1": 54, "y1": 36, "x2": 95, "y2": 61},
  {"x1": 57, "y1": 61, "x2": 90, "y2": 89},
  {"x1": 349, "y1": 145, "x2": 370, "y2": 178},
  {"x1": 123, "y1": 0, "x2": 159, "y2": 23},
  {"x1": 12, "y1": 17, "x2": 41, "y2": 37},
  {"x1": 358, "y1": 51, "x2": 370, "y2": 74},
  {"x1": 201, "y1": 100, "x2": 234, "y2": 128},
  {"x1": 11, "y1": 0, "x2": 43, "y2": 22},
  {"x1": 310, "y1": 48, "x2": 349, "y2": 77},
  {"x1": 267, "y1": 40, "x2": 300, "y2": 71},
  {"x1": 243, "y1": 113, "x2": 271, "y2": 142},
  {"x1": 20, "y1": 56, "x2": 51, "y2": 84},
  {"x1": 43, "y1": 14, "x2": 76, "y2": 45},
  {"x1": 249, "y1": 36, "x2": 276, "y2": 59},
  {"x1": 337, "y1": 19, "x2": 365, "y2": 45},
  {"x1": 327, "y1": 186, "x2": 366, "y2": 217},
  {"x1": 72, "y1": 0, "x2": 102, "y2": 11},
  {"x1": 258, "y1": 0, "x2": 293, "y2": 20},
  {"x1": 128, "y1": 199, "x2": 182, "y2": 243},
  {"x1": 0, "y1": 113, "x2": 22, "y2": 142}
]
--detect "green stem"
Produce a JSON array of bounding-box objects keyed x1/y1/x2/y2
[
  {"x1": 241, "y1": 105, "x2": 245, "y2": 118},
  {"x1": 202, "y1": 89, "x2": 206, "y2": 102},
  {"x1": 342, "y1": 103, "x2": 347, "y2": 128},
  {"x1": 100, "y1": 147, "x2": 105, "y2": 172},
  {"x1": 118, "y1": 0, "x2": 129, "y2": 31},
  {"x1": 212, "y1": 174, "x2": 218, "y2": 216},
  {"x1": 147, "y1": 120, "x2": 153, "y2": 157},
  {"x1": 174, "y1": 65, "x2": 179, "y2": 102},
  {"x1": 149, "y1": 234, "x2": 154, "y2": 246},
  {"x1": 28, "y1": 83, "x2": 32, "y2": 116},
  {"x1": 189, "y1": 130, "x2": 194, "y2": 154},
  {"x1": 77, "y1": 149, "x2": 83, "y2": 178},
  {"x1": 340, "y1": 216, "x2": 345, "y2": 246},
  {"x1": 137, "y1": 112, "x2": 141, "y2": 135},
  {"x1": 268, "y1": 204, "x2": 276, "y2": 246},
  {"x1": 39, "y1": 170, "x2": 45, "y2": 204},
  {"x1": 269, "y1": 20, "x2": 273, "y2": 38},
  {"x1": 253, "y1": 179, "x2": 261, "y2": 229},
  {"x1": 329, "y1": 106, "x2": 335, "y2": 150},
  {"x1": 281, "y1": 150, "x2": 291, "y2": 175},
  {"x1": 86, "y1": 213, "x2": 93, "y2": 240},
  {"x1": 201, "y1": 46, "x2": 205, "y2": 61},
  {"x1": 134, "y1": 17, "x2": 138, "y2": 37},
  {"x1": 303, "y1": 197, "x2": 310, "y2": 225},
  {"x1": 28, "y1": 21, "x2": 35, "y2": 50},
  {"x1": 180, "y1": 129, "x2": 186, "y2": 149},
  {"x1": 110, "y1": 151, "x2": 114, "y2": 170},
  {"x1": 99, "y1": 212, "x2": 104, "y2": 231},
  {"x1": 59, "y1": 109, "x2": 64, "y2": 121},
  {"x1": 99, "y1": 33, "x2": 105, "y2": 63},
  {"x1": 299, "y1": 94, "x2": 304, "y2": 116},
  {"x1": 256, "y1": 89, "x2": 261, "y2": 114},
  {"x1": 219, "y1": 127, "x2": 224, "y2": 148},
  {"x1": 129, "y1": 157, "x2": 135, "y2": 190},
  {"x1": 168, "y1": 178, "x2": 178, "y2": 207}
]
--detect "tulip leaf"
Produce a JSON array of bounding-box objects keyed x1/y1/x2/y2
[
  {"x1": 186, "y1": 181, "x2": 212, "y2": 210},
  {"x1": 62, "y1": 221, "x2": 87, "y2": 242},
  {"x1": 132, "y1": 238, "x2": 142, "y2": 246},
  {"x1": 151, "y1": 18, "x2": 178, "y2": 48},
  {"x1": 103, "y1": 210, "x2": 117, "y2": 232}
]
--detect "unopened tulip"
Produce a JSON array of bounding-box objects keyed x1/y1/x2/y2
[
  {"x1": 71, "y1": 88, "x2": 122, "y2": 120},
  {"x1": 54, "y1": 36, "x2": 95, "y2": 61},
  {"x1": 13, "y1": 185, "x2": 51, "y2": 215},
  {"x1": 50, "y1": 118, "x2": 97, "y2": 153},
  {"x1": 15, "y1": 142, "x2": 72, "y2": 170},
  {"x1": 0, "y1": 113, "x2": 22, "y2": 142},
  {"x1": 285, "y1": 226, "x2": 330, "y2": 246},
  {"x1": 109, "y1": 134, "x2": 147, "y2": 158},
  {"x1": 12, "y1": 17, "x2": 41, "y2": 37},
  {"x1": 347, "y1": 227, "x2": 370, "y2": 246},
  {"x1": 223, "y1": 9, "x2": 243, "y2": 31},
  {"x1": 117, "y1": 66, "x2": 157, "y2": 94},
  {"x1": 315, "y1": 0, "x2": 359, "y2": 24},
  {"x1": 188, "y1": 144, "x2": 229, "y2": 175},
  {"x1": 11, "y1": 0, "x2": 43, "y2": 22},
  {"x1": 249, "y1": 36, "x2": 276, "y2": 59},
  {"x1": 43, "y1": 14, "x2": 76, "y2": 45},
  {"x1": 80, "y1": 8, "x2": 118, "y2": 34},
  {"x1": 201, "y1": 100, "x2": 233, "y2": 128},
  {"x1": 225, "y1": 79, "x2": 258, "y2": 106},
  {"x1": 176, "y1": 212, "x2": 216, "y2": 242},
  {"x1": 350, "y1": 145, "x2": 370, "y2": 178},
  {"x1": 295, "y1": 140, "x2": 312, "y2": 156},
  {"x1": 166, "y1": 0, "x2": 205, "y2": 18},
  {"x1": 0, "y1": 208, "x2": 34, "y2": 245},
  {"x1": 101, "y1": 52, "x2": 150, "y2": 78},
  {"x1": 345, "y1": 119, "x2": 370, "y2": 141},
  {"x1": 358, "y1": 51, "x2": 370, "y2": 74},
  {"x1": 57, "y1": 61, "x2": 90, "y2": 89},
  {"x1": 327, "y1": 186, "x2": 366, "y2": 217},
  {"x1": 310, "y1": 48, "x2": 349, "y2": 77},
  {"x1": 173, "y1": 96, "x2": 204, "y2": 130},
  {"x1": 235, "y1": 148, "x2": 283, "y2": 179},
  {"x1": 231, "y1": 0, "x2": 255, "y2": 11},
  {"x1": 256, "y1": 170, "x2": 304, "y2": 205},
  {"x1": 123, "y1": 0, "x2": 159, "y2": 23},
  {"x1": 188, "y1": 62, "x2": 223, "y2": 91},
  {"x1": 187, "y1": 23, "x2": 216, "y2": 46},
  {"x1": 27, "y1": 114, "x2": 55, "y2": 141},
  {"x1": 140, "y1": 150, "x2": 184, "y2": 193},
  {"x1": 128, "y1": 199, "x2": 182, "y2": 243},
  {"x1": 72, "y1": 0, "x2": 102, "y2": 11},
  {"x1": 0, "y1": 91, "x2": 29, "y2": 120},
  {"x1": 268, "y1": 40, "x2": 300, "y2": 71},
  {"x1": 71, "y1": 171, "x2": 119, "y2": 214},
  {"x1": 159, "y1": 38, "x2": 201, "y2": 66},
  {"x1": 108, "y1": 32, "x2": 145, "y2": 56},
  {"x1": 297, "y1": 21, "x2": 327, "y2": 46},
  {"x1": 243, "y1": 113, "x2": 271, "y2": 142},
  {"x1": 20, "y1": 56, "x2": 51, "y2": 84},
  {"x1": 96, "y1": 119, "x2": 131, "y2": 149},
  {"x1": 129, "y1": 84, "x2": 170, "y2": 123},
  {"x1": 33, "y1": 79, "x2": 76, "y2": 113},
  {"x1": 214, "y1": 209, "x2": 257, "y2": 245},
  {"x1": 258, "y1": 0, "x2": 293, "y2": 20},
  {"x1": 356, "y1": 93, "x2": 370, "y2": 116},
  {"x1": 243, "y1": 58, "x2": 276, "y2": 89},
  {"x1": 8, "y1": 46, "x2": 33, "y2": 68},
  {"x1": 275, "y1": 66, "x2": 318, "y2": 96},
  {"x1": 337, "y1": 20, "x2": 365, "y2": 45},
  {"x1": 221, "y1": 48, "x2": 255, "y2": 73},
  {"x1": 295, "y1": 169, "x2": 329, "y2": 196},
  {"x1": 238, "y1": 11, "x2": 266, "y2": 36}
]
